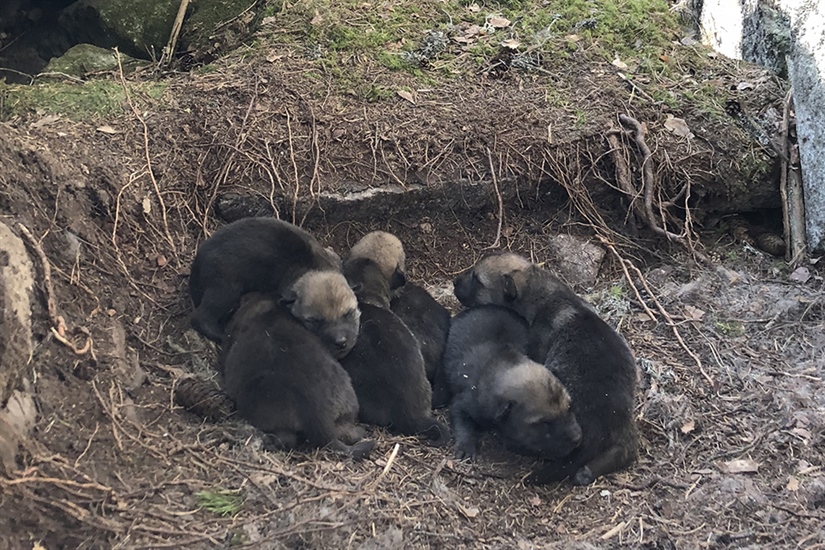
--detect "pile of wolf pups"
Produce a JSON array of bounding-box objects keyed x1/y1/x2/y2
[{"x1": 189, "y1": 217, "x2": 639, "y2": 485}]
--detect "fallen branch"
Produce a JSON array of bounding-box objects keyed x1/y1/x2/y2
[{"x1": 16, "y1": 223, "x2": 93, "y2": 355}]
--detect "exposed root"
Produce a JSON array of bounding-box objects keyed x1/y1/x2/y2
[{"x1": 16, "y1": 223, "x2": 93, "y2": 356}]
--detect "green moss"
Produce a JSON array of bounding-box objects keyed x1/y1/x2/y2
[
  {"x1": 196, "y1": 489, "x2": 243, "y2": 517},
  {"x1": 0, "y1": 79, "x2": 167, "y2": 120},
  {"x1": 714, "y1": 321, "x2": 745, "y2": 337}
]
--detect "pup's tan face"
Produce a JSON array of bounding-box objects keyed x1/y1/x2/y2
[
  {"x1": 282, "y1": 271, "x2": 361, "y2": 358},
  {"x1": 493, "y1": 359, "x2": 582, "y2": 458},
  {"x1": 453, "y1": 253, "x2": 532, "y2": 308},
  {"x1": 348, "y1": 231, "x2": 407, "y2": 289}
]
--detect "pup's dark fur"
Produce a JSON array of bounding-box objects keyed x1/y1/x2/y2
[
  {"x1": 390, "y1": 283, "x2": 451, "y2": 384},
  {"x1": 280, "y1": 270, "x2": 360, "y2": 359},
  {"x1": 341, "y1": 257, "x2": 449, "y2": 445},
  {"x1": 453, "y1": 253, "x2": 638, "y2": 485},
  {"x1": 442, "y1": 305, "x2": 582, "y2": 460},
  {"x1": 189, "y1": 217, "x2": 341, "y2": 342},
  {"x1": 219, "y1": 293, "x2": 374, "y2": 458}
]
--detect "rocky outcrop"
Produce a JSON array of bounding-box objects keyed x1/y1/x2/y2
[
  {"x1": 57, "y1": 0, "x2": 260, "y2": 61},
  {"x1": 0, "y1": 220, "x2": 36, "y2": 471},
  {"x1": 0, "y1": 221, "x2": 34, "y2": 404}
]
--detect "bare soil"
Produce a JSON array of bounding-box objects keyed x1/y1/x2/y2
[{"x1": 0, "y1": 41, "x2": 823, "y2": 550}]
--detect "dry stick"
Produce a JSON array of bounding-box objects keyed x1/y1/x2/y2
[
  {"x1": 779, "y1": 89, "x2": 808, "y2": 265},
  {"x1": 16, "y1": 223, "x2": 93, "y2": 355},
  {"x1": 616, "y1": 115, "x2": 711, "y2": 265},
  {"x1": 115, "y1": 49, "x2": 178, "y2": 264},
  {"x1": 159, "y1": 0, "x2": 191, "y2": 69},
  {"x1": 484, "y1": 146, "x2": 504, "y2": 249}
]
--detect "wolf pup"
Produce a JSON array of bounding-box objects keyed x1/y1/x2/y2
[
  {"x1": 443, "y1": 305, "x2": 582, "y2": 460},
  {"x1": 219, "y1": 293, "x2": 374, "y2": 459},
  {"x1": 340, "y1": 255, "x2": 449, "y2": 444},
  {"x1": 391, "y1": 283, "x2": 451, "y2": 385},
  {"x1": 280, "y1": 270, "x2": 360, "y2": 359},
  {"x1": 189, "y1": 217, "x2": 341, "y2": 342},
  {"x1": 453, "y1": 252, "x2": 638, "y2": 485}
]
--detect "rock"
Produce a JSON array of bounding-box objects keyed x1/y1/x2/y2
[
  {"x1": 59, "y1": 0, "x2": 179, "y2": 59},
  {"x1": 43, "y1": 43, "x2": 143, "y2": 77},
  {"x1": 58, "y1": 0, "x2": 262, "y2": 61},
  {"x1": 0, "y1": 221, "x2": 34, "y2": 405},
  {"x1": 0, "y1": 386, "x2": 37, "y2": 473},
  {"x1": 0, "y1": 221, "x2": 35, "y2": 473},
  {"x1": 544, "y1": 234, "x2": 606, "y2": 287}
]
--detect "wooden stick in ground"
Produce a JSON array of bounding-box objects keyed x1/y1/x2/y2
[
  {"x1": 779, "y1": 89, "x2": 793, "y2": 262},
  {"x1": 159, "y1": 0, "x2": 191, "y2": 68},
  {"x1": 778, "y1": 90, "x2": 807, "y2": 265}
]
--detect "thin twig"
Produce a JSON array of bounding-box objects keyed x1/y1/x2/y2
[{"x1": 484, "y1": 147, "x2": 504, "y2": 249}]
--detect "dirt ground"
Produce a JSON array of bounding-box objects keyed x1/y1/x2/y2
[{"x1": 1, "y1": 30, "x2": 823, "y2": 550}]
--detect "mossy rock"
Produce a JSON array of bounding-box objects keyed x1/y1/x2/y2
[
  {"x1": 58, "y1": 0, "x2": 263, "y2": 62},
  {"x1": 43, "y1": 43, "x2": 145, "y2": 77},
  {"x1": 59, "y1": 0, "x2": 180, "y2": 59}
]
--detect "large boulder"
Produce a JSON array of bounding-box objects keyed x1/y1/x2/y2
[
  {"x1": 58, "y1": 0, "x2": 262, "y2": 61},
  {"x1": 0, "y1": 221, "x2": 34, "y2": 404},
  {"x1": 0, "y1": 220, "x2": 35, "y2": 472}
]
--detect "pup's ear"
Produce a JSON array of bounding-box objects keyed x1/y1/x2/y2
[
  {"x1": 503, "y1": 274, "x2": 519, "y2": 302},
  {"x1": 279, "y1": 288, "x2": 297, "y2": 306},
  {"x1": 389, "y1": 268, "x2": 407, "y2": 290},
  {"x1": 349, "y1": 282, "x2": 363, "y2": 294}
]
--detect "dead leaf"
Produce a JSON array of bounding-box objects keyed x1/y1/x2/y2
[
  {"x1": 468, "y1": 3, "x2": 481, "y2": 12},
  {"x1": 680, "y1": 419, "x2": 695, "y2": 434},
  {"x1": 611, "y1": 57, "x2": 629, "y2": 70},
  {"x1": 634, "y1": 312, "x2": 654, "y2": 322},
  {"x1": 664, "y1": 115, "x2": 694, "y2": 138},
  {"x1": 265, "y1": 53, "x2": 283, "y2": 63},
  {"x1": 680, "y1": 36, "x2": 697, "y2": 46},
  {"x1": 465, "y1": 24, "x2": 482, "y2": 37},
  {"x1": 31, "y1": 114, "x2": 61, "y2": 129},
  {"x1": 659, "y1": 54, "x2": 670, "y2": 62},
  {"x1": 156, "y1": 254, "x2": 168, "y2": 267},
  {"x1": 96, "y1": 125, "x2": 120, "y2": 134},
  {"x1": 457, "y1": 502, "x2": 479, "y2": 519},
  {"x1": 488, "y1": 15, "x2": 511, "y2": 28},
  {"x1": 142, "y1": 196, "x2": 152, "y2": 215},
  {"x1": 565, "y1": 34, "x2": 582, "y2": 42},
  {"x1": 501, "y1": 38, "x2": 521, "y2": 49},
  {"x1": 736, "y1": 81, "x2": 755, "y2": 91},
  {"x1": 528, "y1": 495, "x2": 542, "y2": 506},
  {"x1": 396, "y1": 90, "x2": 416, "y2": 104},
  {"x1": 786, "y1": 476, "x2": 800, "y2": 491},
  {"x1": 310, "y1": 12, "x2": 323, "y2": 25},
  {"x1": 684, "y1": 305, "x2": 706, "y2": 321},
  {"x1": 718, "y1": 459, "x2": 759, "y2": 474},
  {"x1": 453, "y1": 36, "x2": 472, "y2": 44},
  {"x1": 788, "y1": 266, "x2": 811, "y2": 283}
]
